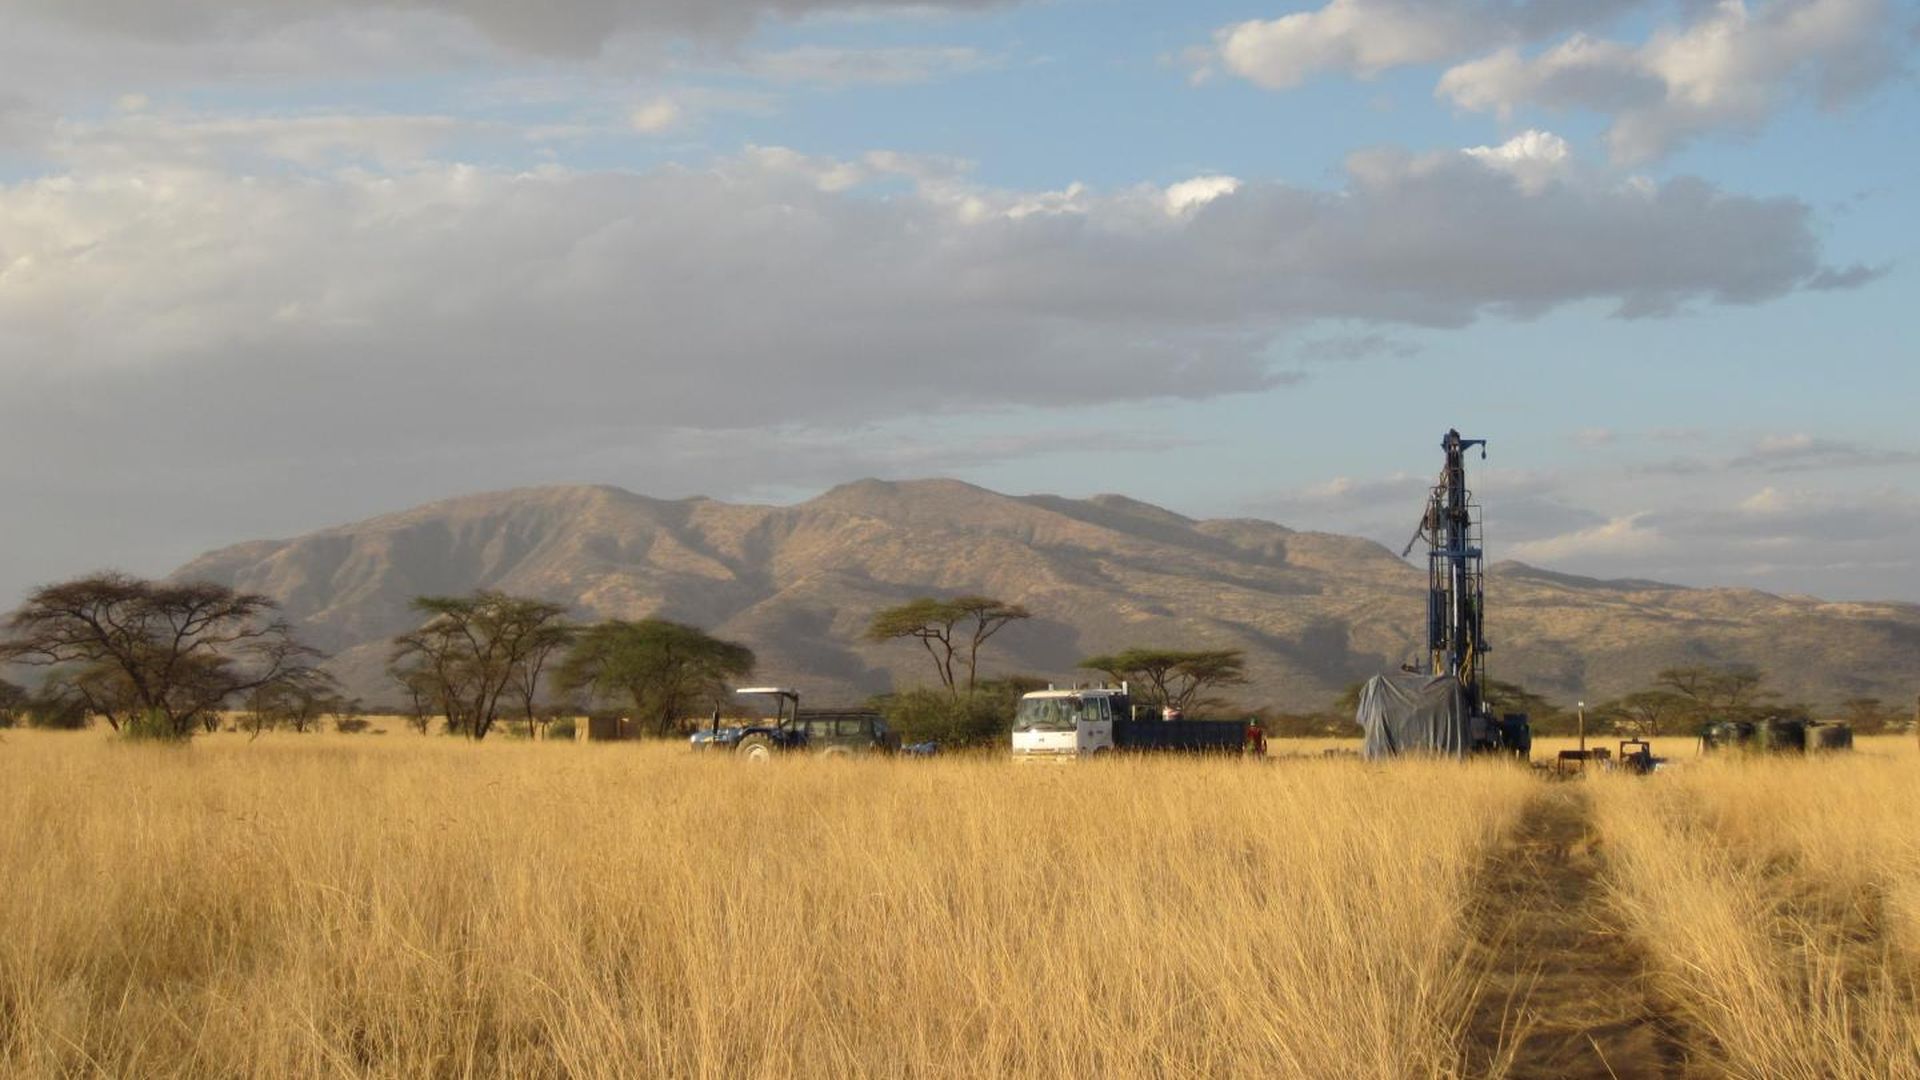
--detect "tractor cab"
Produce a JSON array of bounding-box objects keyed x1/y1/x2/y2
[{"x1": 689, "y1": 687, "x2": 808, "y2": 759}]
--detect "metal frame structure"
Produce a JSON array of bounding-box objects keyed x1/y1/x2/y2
[{"x1": 1402, "y1": 429, "x2": 1490, "y2": 717}]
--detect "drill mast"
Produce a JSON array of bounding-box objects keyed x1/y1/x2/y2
[{"x1": 1402, "y1": 429, "x2": 1489, "y2": 717}]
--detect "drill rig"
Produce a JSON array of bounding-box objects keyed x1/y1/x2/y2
[
  {"x1": 1397, "y1": 429, "x2": 1529, "y2": 756},
  {"x1": 1352, "y1": 429, "x2": 1529, "y2": 758}
]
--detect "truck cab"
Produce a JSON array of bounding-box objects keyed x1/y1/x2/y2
[
  {"x1": 1010, "y1": 688, "x2": 1126, "y2": 757},
  {"x1": 1013, "y1": 686, "x2": 1264, "y2": 757}
]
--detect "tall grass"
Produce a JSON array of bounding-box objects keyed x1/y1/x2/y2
[
  {"x1": 0, "y1": 733, "x2": 1532, "y2": 1077},
  {"x1": 1589, "y1": 745, "x2": 1920, "y2": 1079}
]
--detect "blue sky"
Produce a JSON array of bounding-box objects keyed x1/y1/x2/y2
[{"x1": 1, "y1": 0, "x2": 1916, "y2": 604}]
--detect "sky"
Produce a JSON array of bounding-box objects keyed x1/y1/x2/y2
[{"x1": 1, "y1": 0, "x2": 1916, "y2": 607}]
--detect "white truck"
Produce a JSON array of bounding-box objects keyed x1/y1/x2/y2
[{"x1": 1009, "y1": 687, "x2": 1264, "y2": 758}]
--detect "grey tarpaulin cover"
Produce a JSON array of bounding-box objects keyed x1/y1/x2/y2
[{"x1": 1355, "y1": 673, "x2": 1468, "y2": 759}]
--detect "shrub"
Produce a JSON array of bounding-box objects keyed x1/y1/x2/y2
[{"x1": 875, "y1": 684, "x2": 1024, "y2": 749}]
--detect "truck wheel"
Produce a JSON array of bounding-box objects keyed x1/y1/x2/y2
[{"x1": 736, "y1": 733, "x2": 776, "y2": 762}]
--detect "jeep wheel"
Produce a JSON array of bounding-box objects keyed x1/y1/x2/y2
[
  {"x1": 736, "y1": 733, "x2": 776, "y2": 762},
  {"x1": 819, "y1": 746, "x2": 853, "y2": 759}
]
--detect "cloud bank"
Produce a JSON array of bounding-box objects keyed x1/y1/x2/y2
[
  {"x1": 1210, "y1": 0, "x2": 1903, "y2": 161},
  {"x1": 0, "y1": 135, "x2": 1837, "y2": 452},
  {"x1": 3, "y1": 0, "x2": 1014, "y2": 55},
  {"x1": 1439, "y1": 0, "x2": 1901, "y2": 162}
]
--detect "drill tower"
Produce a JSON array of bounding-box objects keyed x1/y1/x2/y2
[{"x1": 1402, "y1": 429, "x2": 1489, "y2": 717}]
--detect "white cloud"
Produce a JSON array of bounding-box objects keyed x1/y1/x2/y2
[
  {"x1": 1439, "y1": 0, "x2": 1901, "y2": 162},
  {"x1": 0, "y1": 140, "x2": 1837, "y2": 396},
  {"x1": 1209, "y1": 0, "x2": 1645, "y2": 88},
  {"x1": 1507, "y1": 513, "x2": 1663, "y2": 561},
  {"x1": 1163, "y1": 175, "x2": 1241, "y2": 215},
  {"x1": 1727, "y1": 432, "x2": 1920, "y2": 472},
  {"x1": 629, "y1": 97, "x2": 682, "y2": 134},
  {"x1": 1462, "y1": 129, "x2": 1571, "y2": 193}
]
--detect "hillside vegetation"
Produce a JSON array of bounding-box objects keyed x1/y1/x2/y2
[{"x1": 172, "y1": 480, "x2": 1920, "y2": 711}]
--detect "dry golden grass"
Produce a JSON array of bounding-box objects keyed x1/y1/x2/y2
[
  {"x1": 0, "y1": 731, "x2": 1534, "y2": 1078},
  {"x1": 1589, "y1": 740, "x2": 1920, "y2": 1079}
]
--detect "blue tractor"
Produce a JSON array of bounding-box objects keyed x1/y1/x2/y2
[{"x1": 690, "y1": 687, "x2": 908, "y2": 759}]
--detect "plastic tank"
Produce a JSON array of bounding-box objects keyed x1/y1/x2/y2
[
  {"x1": 1757, "y1": 717, "x2": 1807, "y2": 753},
  {"x1": 1811, "y1": 723, "x2": 1854, "y2": 752}
]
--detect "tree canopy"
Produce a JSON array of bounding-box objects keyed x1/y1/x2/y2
[
  {"x1": 240, "y1": 670, "x2": 354, "y2": 737},
  {"x1": 865, "y1": 595, "x2": 1030, "y2": 694},
  {"x1": 1, "y1": 572, "x2": 325, "y2": 738},
  {"x1": 1594, "y1": 688, "x2": 1692, "y2": 736},
  {"x1": 1078, "y1": 648, "x2": 1247, "y2": 711},
  {"x1": 553, "y1": 619, "x2": 754, "y2": 737},
  {"x1": 1653, "y1": 664, "x2": 1774, "y2": 713},
  {"x1": 388, "y1": 592, "x2": 571, "y2": 740}
]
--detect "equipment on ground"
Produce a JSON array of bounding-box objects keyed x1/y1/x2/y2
[
  {"x1": 1698, "y1": 716, "x2": 1851, "y2": 754},
  {"x1": 1356, "y1": 430, "x2": 1530, "y2": 759},
  {"x1": 1615, "y1": 739, "x2": 1660, "y2": 774},
  {"x1": 690, "y1": 687, "x2": 901, "y2": 759},
  {"x1": 1010, "y1": 686, "x2": 1265, "y2": 758}
]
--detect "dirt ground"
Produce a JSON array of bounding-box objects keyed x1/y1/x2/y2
[{"x1": 1464, "y1": 785, "x2": 1692, "y2": 1079}]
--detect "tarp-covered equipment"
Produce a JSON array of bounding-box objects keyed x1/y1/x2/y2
[{"x1": 1355, "y1": 673, "x2": 1469, "y2": 759}]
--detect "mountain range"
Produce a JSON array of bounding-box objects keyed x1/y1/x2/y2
[{"x1": 172, "y1": 479, "x2": 1920, "y2": 713}]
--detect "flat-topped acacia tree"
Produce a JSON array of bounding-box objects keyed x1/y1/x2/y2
[
  {"x1": 1078, "y1": 648, "x2": 1247, "y2": 713},
  {"x1": 1, "y1": 572, "x2": 327, "y2": 739},
  {"x1": 865, "y1": 595, "x2": 1031, "y2": 695}
]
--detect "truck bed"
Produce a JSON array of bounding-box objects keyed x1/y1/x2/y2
[{"x1": 1112, "y1": 719, "x2": 1248, "y2": 752}]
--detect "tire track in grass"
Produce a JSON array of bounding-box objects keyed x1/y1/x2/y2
[{"x1": 1463, "y1": 784, "x2": 1689, "y2": 1079}]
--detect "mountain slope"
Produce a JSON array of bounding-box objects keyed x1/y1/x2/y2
[{"x1": 173, "y1": 480, "x2": 1920, "y2": 712}]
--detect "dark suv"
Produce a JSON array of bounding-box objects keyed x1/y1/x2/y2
[{"x1": 795, "y1": 710, "x2": 901, "y2": 756}]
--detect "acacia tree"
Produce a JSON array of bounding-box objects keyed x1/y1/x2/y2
[
  {"x1": 0, "y1": 573, "x2": 325, "y2": 739},
  {"x1": 1597, "y1": 688, "x2": 1691, "y2": 736},
  {"x1": 865, "y1": 595, "x2": 1030, "y2": 695},
  {"x1": 554, "y1": 619, "x2": 754, "y2": 737},
  {"x1": 1078, "y1": 648, "x2": 1247, "y2": 712},
  {"x1": 393, "y1": 667, "x2": 438, "y2": 734},
  {"x1": 388, "y1": 593, "x2": 570, "y2": 741},
  {"x1": 506, "y1": 620, "x2": 575, "y2": 739},
  {"x1": 240, "y1": 668, "x2": 347, "y2": 738},
  {"x1": 1654, "y1": 664, "x2": 1774, "y2": 717}
]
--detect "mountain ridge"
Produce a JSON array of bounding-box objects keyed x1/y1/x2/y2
[{"x1": 172, "y1": 480, "x2": 1920, "y2": 713}]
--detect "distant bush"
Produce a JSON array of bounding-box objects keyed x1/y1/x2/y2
[{"x1": 874, "y1": 679, "x2": 1038, "y2": 749}]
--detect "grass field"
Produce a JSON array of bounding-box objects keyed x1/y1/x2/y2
[
  {"x1": 1589, "y1": 747, "x2": 1920, "y2": 1079},
  {"x1": 0, "y1": 730, "x2": 1913, "y2": 1077}
]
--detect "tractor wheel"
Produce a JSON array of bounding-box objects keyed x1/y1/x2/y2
[{"x1": 736, "y1": 733, "x2": 777, "y2": 762}]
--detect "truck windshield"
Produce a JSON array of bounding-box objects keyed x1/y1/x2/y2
[{"x1": 1015, "y1": 696, "x2": 1100, "y2": 732}]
